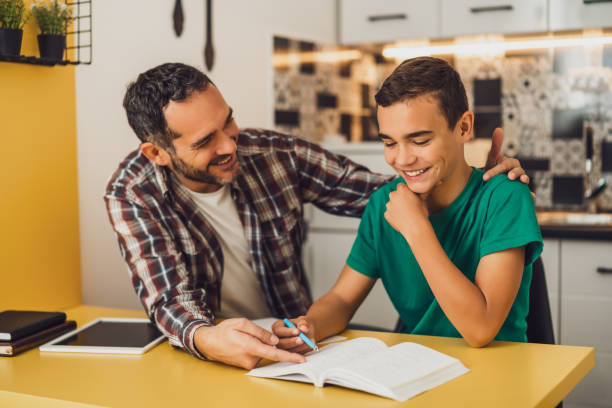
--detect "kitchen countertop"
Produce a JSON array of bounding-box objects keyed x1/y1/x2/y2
[{"x1": 537, "y1": 211, "x2": 612, "y2": 240}]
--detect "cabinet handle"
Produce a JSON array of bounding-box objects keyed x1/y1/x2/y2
[
  {"x1": 584, "y1": 0, "x2": 612, "y2": 4},
  {"x1": 367, "y1": 13, "x2": 408, "y2": 22},
  {"x1": 469, "y1": 5, "x2": 514, "y2": 13},
  {"x1": 597, "y1": 267, "x2": 612, "y2": 274}
]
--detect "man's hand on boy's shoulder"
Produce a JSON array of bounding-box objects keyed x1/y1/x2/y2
[{"x1": 482, "y1": 128, "x2": 530, "y2": 184}]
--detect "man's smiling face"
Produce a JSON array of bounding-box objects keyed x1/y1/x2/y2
[{"x1": 162, "y1": 85, "x2": 240, "y2": 193}]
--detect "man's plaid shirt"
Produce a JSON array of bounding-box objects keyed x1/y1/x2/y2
[{"x1": 105, "y1": 128, "x2": 391, "y2": 358}]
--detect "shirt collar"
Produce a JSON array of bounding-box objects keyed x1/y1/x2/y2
[{"x1": 152, "y1": 161, "x2": 175, "y2": 202}]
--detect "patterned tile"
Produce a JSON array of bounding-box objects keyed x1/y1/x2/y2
[
  {"x1": 553, "y1": 176, "x2": 584, "y2": 206},
  {"x1": 299, "y1": 112, "x2": 316, "y2": 142},
  {"x1": 534, "y1": 171, "x2": 552, "y2": 209},
  {"x1": 534, "y1": 139, "x2": 553, "y2": 158},
  {"x1": 518, "y1": 127, "x2": 537, "y2": 157}
]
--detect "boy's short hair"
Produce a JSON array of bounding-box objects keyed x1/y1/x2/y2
[{"x1": 375, "y1": 57, "x2": 468, "y2": 130}]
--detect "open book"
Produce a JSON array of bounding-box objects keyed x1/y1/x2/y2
[{"x1": 246, "y1": 337, "x2": 468, "y2": 401}]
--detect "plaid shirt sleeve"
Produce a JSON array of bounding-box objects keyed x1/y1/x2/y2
[
  {"x1": 293, "y1": 137, "x2": 394, "y2": 216},
  {"x1": 104, "y1": 195, "x2": 213, "y2": 360}
]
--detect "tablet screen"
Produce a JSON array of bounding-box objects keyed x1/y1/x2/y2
[
  {"x1": 40, "y1": 318, "x2": 166, "y2": 354},
  {"x1": 55, "y1": 320, "x2": 163, "y2": 348}
]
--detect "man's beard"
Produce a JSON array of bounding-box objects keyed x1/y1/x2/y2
[{"x1": 169, "y1": 153, "x2": 236, "y2": 186}]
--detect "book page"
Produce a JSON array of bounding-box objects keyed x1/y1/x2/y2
[
  {"x1": 300, "y1": 337, "x2": 387, "y2": 375},
  {"x1": 246, "y1": 337, "x2": 387, "y2": 385},
  {"x1": 328, "y1": 342, "x2": 463, "y2": 391}
]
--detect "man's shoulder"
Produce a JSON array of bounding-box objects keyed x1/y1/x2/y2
[
  {"x1": 237, "y1": 128, "x2": 296, "y2": 156},
  {"x1": 105, "y1": 149, "x2": 160, "y2": 201}
]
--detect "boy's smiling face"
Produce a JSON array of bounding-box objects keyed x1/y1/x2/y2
[{"x1": 377, "y1": 93, "x2": 473, "y2": 196}]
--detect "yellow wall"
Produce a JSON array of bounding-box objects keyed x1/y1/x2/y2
[{"x1": 0, "y1": 4, "x2": 81, "y2": 310}]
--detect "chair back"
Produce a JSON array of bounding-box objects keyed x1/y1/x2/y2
[{"x1": 526, "y1": 257, "x2": 555, "y2": 344}]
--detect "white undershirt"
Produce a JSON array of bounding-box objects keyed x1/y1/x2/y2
[{"x1": 187, "y1": 185, "x2": 270, "y2": 319}]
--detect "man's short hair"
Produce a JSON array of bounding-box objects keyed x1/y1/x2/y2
[
  {"x1": 123, "y1": 63, "x2": 213, "y2": 150},
  {"x1": 375, "y1": 57, "x2": 468, "y2": 130}
]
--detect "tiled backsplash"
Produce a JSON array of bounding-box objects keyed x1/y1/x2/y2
[{"x1": 272, "y1": 36, "x2": 612, "y2": 211}]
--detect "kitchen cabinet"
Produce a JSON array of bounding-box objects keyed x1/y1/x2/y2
[
  {"x1": 339, "y1": 0, "x2": 440, "y2": 45},
  {"x1": 541, "y1": 238, "x2": 561, "y2": 342},
  {"x1": 340, "y1": 0, "x2": 611, "y2": 47},
  {"x1": 440, "y1": 0, "x2": 547, "y2": 37},
  {"x1": 549, "y1": 0, "x2": 612, "y2": 32},
  {"x1": 558, "y1": 239, "x2": 612, "y2": 408}
]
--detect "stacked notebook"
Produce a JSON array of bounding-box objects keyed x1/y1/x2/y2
[{"x1": 0, "y1": 310, "x2": 76, "y2": 357}]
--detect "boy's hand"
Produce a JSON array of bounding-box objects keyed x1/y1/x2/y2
[
  {"x1": 482, "y1": 128, "x2": 530, "y2": 184},
  {"x1": 385, "y1": 183, "x2": 430, "y2": 241},
  {"x1": 272, "y1": 316, "x2": 317, "y2": 354}
]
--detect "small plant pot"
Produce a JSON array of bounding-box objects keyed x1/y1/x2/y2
[
  {"x1": 0, "y1": 28, "x2": 24, "y2": 56},
  {"x1": 37, "y1": 34, "x2": 66, "y2": 60}
]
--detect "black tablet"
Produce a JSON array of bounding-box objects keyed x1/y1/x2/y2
[{"x1": 39, "y1": 318, "x2": 165, "y2": 354}]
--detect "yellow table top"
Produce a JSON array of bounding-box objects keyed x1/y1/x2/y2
[{"x1": 0, "y1": 305, "x2": 594, "y2": 408}]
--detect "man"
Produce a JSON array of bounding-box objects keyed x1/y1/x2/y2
[
  {"x1": 273, "y1": 57, "x2": 542, "y2": 352},
  {"x1": 105, "y1": 62, "x2": 529, "y2": 369}
]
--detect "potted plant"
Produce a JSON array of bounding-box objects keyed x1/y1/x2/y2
[
  {"x1": 30, "y1": 0, "x2": 72, "y2": 60},
  {"x1": 0, "y1": 0, "x2": 29, "y2": 56}
]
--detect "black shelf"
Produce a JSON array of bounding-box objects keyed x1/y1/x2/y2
[{"x1": 0, "y1": 54, "x2": 76, "y2": 66}]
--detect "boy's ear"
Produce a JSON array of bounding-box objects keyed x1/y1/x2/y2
[
  {"x1": 456, "y1": 111, "x2": 474, "y2": 144},
  {"x1": 140, "y1": 142, "x2": 172, "y2": 166}
]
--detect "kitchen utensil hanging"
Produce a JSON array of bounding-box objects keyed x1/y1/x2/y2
[
  {"x1": 204, "y1": 0, "x2": 214, "y2": 71},
  {"x1": 173, "y1": 0, "x2": 184, "y2": 37}
]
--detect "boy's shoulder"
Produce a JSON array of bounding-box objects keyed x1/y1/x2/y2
[
  {"x1": 370, "y1": 176, "x2": 403, "y2": 202},
  {"x1": 479, "y1": 172, "x2": 532, "y2": 199}
]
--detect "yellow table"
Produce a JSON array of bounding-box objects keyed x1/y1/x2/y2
[{"x1": 0, "y1": 305, "x2": 594, "y2": 408}]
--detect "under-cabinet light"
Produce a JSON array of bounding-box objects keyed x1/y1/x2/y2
[
  {"x1": 383, "y1": 33, "x2": 612, "y2": 59},
  {"x1": 273, "y1": 50, "x2": 362, "y2": 67}
]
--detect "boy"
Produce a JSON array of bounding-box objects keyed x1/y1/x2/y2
[{"x1": 273, "y1": 57, "x2": 543, "y2": 350}]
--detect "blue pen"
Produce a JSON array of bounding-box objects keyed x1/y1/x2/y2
[{"x1": 283, "y1": 318, "x2": 318, "y2": 351}]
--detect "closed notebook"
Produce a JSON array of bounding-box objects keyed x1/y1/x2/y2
[
  {"x1": 246, "y1": 337, "x2": 469, "y2": 402},
  {"x1": 0, "y1": 310, "x2": 66, "y2": 341},
  {"x1": 0, "y1": 320, "x2": 76, "y2": 356}
]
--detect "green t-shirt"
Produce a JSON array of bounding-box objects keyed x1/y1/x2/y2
[{"x1": 347, "y1": 168, "x2": 543, "y2": 342}]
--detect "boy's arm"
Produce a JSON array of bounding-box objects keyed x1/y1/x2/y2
[
  {"x1": 385, "y1": 183, "x2": 525, "y2": 347},
  {"x1": 408, "y1": 229, "x2": 524, "y2": 347},
  {"x1": 273, "y1": 264, "x2": 375, "y2": 353}
]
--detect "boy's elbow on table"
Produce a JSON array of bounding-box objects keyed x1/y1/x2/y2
[{"x1": 463, "y1": 327, "x2": 497, "y2": 348}]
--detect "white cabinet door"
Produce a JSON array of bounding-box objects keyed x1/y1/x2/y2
[
  {"x1": 440, "y1": 0, "x2": 547, "y2": 37},
  {"x1": 541, "y1": 238, "x2": 560, "y2": 342},
  {"x1": 559, "y1": 239, "x2": 612, "y2": 407},
  {"x1": 550, "y1": 0, "x2": 612, "y2": 31},
  {"x1": 340, "y1": 0, "x2": 440, "y2": 45},
  {"x1": 306, "y1": 231, "x2": 399, "y2": 331}
]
